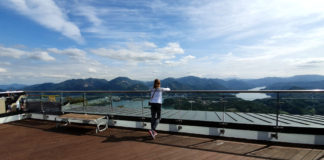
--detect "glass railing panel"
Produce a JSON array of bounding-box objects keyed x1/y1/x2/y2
[
  {"x1": 161, "y1": 92, "x2": 176, "y2": 110},
  {"x1": 26, "y1": 92, "x2": 42, "y2": 113},
  {"x1": 278, "y1": 92, "x2": 324, "y2": 128},
  {"x1": 225, "y1": 92, "x2": 277, "y2": 126},
  {"x1": 40, "y1": 92, "x2": 61, "y2": 114},
  {"x1": 61, "y1": 92, "x2": 85, "y2": 114},
  {"x1": 143, "y1": 92, "x2": 151, "y2": 118},
  {"x1": 25, "y1": 91, "x2": 62, "y2": 114},
  {"x1": 189, "y1": 92, "x2": 223, "y2": 122},
  {"x1": 110, "y1": 92, "x2": 147, "y2": 118},
  {"x1": 313, "y1": 93, "x2": 324, "y2": 116},
  {"x1": 161, "y1": 92, "x2": 223, "y2": 122},
  {"x1": 161, "y1": 92, "x2": 189, "y2": 120},
  {"x1": 82, "y1": 92, "x2": 111, "y2": 115}
]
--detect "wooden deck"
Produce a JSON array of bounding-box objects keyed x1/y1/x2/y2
[{"x1": 0, "y1": 119, "x2": 323, "y2": 160}]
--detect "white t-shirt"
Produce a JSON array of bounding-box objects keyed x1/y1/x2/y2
[
  {"x1": 149, "y1": 87, "x2": 171, "y2": 104},
  {"x1": 16, "y1": 100, "x2": 20, "y2": 110}
]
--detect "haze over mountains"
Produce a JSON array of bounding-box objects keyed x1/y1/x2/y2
[
  {"x1": 2, "y1": 75, "x2": 324, "y2": 91},
  {"x1": 0, "y1": 84, "x2": 27, "y2": 91}
]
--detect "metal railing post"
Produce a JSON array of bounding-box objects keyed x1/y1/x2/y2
[
  {"x1": 220, "y1": 94, "x2": 226, "y2": 135},
  {"x1": 276, "y1": 92, "x2": 280, "y2": 129},
  {"x1": 41, "y1": 92, "x2": 44, "y2": 114},
  {"x1": 83, "y1": 92, "x2": 86, "y2": 114},
  {"x1": 311, "y1": 93, "x2": 315, "y2": 116},
  {"x1": 60, "y1": 92, "x2": 63, "y2": 113},
  {"x1": 141, "y1": 93, "x2": 146, "y2": 127},
  {"x1": 222, "y1": 95, "x2": 225, "y2": 124},
  {"x1": 270, "y1": 92, "x2": 281, "y2": 139},
  {"x1": 141, "y1": 93, "x2": 144, "y2": 117},
  {"x1": 110, "y1": 94, "x2": 113, "y2": 113}
]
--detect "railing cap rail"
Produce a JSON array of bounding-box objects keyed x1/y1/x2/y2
[{"x1": 24, "y1": 89, "x2": 324, "y2": 94}]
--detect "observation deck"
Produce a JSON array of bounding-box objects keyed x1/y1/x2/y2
[{"x1": 1, "y1": 90, "x2": 324, "y2": 159}]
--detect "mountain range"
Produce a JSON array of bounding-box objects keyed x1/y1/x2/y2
[
  {"x1": 2, "y1": 75, "x2": 324, "y2": 91},
  {"x1": 0, "y1": 84, "x2": 27, "y2": 91}
]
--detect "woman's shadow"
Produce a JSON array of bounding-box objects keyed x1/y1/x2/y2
[{"x1": 101, "y1": 129, "x2": 171, "y2": 143}]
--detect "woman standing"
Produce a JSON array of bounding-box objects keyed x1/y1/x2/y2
[{"x1": 149, "y1": 79, "x2": 170, "y2": 139}]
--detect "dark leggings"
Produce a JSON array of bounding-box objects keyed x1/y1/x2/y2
[{"x1": 150, "y1": 103, "x2": 161, "y2": 131}]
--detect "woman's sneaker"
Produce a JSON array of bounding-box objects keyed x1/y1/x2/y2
[
  {"x1": 148, "y1": 129, "x2": 155, "y2": 139},
  {"x1": 153, "y1": 131, "x2": 158, "y2": 137}
]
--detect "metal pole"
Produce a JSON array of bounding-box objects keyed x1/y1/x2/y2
[
  {"x1": 276, "y1": 92, "x2": 280, "y2": 128},
  {"x1": 110, "y1": 94, "x2": 113, "y2": 113},
  {"x1": 141, "y1": 93, "x2": 144, "y2": 116},
  {"x1": 41, "y1": 92, "x2": 44, "y2": 114},
  {"x1": 222, "y1": 95, "x2": 225, "y2": 124},
  {"x1": 60, "y1": 92, "x2": 63, "y2": 113},
  {"x1": 141, "y1": 93, "x2": 146, "y2": 127},
  {"x1": 83, "y1": 92, "x2": 86, "y2": 114},
  {"x1": 220, "y1": 94, "x2": 226, "y2": 135},
  {"x1": 107, "y1": 94, "x2": 109, "y2": 116},
  {"x1": 311, "y1": 93, "x2": 315, "y2": 116}
]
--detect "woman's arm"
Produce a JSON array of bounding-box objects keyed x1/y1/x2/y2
[{"x1": 161, "y1": 88, "x2": 171, "y2": 91}]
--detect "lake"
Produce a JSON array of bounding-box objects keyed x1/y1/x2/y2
[{"x1": 235, "y1": 86, "x2": 271, "y2": 101}]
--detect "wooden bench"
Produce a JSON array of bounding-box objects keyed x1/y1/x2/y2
[{"x1": 55, "y1": 113, "x2": 108, "y2": 133}]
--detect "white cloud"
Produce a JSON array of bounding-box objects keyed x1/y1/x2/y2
[
  {"x1": 39, "y1": 73, "x2": 70, "y2": 79},
  {"x1": 287, "y1": 58, "x2": 324, "y2": 69},
  {"x1": 165, "y1": 55, "x2": 195, "y2": 66},
  {"x1": 0, "y1": 46, "x2": 26, "y2": 58},
  {"x1": 0, "y1": 62, "x2": 11, "y2": 65},
  {"x1": 0, "y1": 68, "x2": 7, "y2": 73},
  {"x1": 181, "y1": 0, "x2": 324, "y2": 40},
  {"x1": 193, "y1": 37, "x2": 324, "y2": 78},
  {"x1": 28, "y1": 51, "x2": 55, "y2": 61},
  {"x1": 74, "y1": 5, "x2": 103, "y2": 27},
  {"x1": 5, "y1": 0, "x2": 83, "y2": 43},
  {"x1": 185, "y1": 22, "x2": 324, "y2": 79},
  {"x1": 48, "y1": 48, "x2": 86, "y2": 61},
  {"x1": 90, "y1": 42, "x2": 184, "y2": 62},
  {"x1": 70, "y1": 1, "x2": 151, "y2": 40},
  {"x1": 88, "y1": 68, "x2": 97, "y2": 73},
  {"x1": 156, "y1": 43, "x2": 184, "y2": 55},
  {"x1": 0, "y1": 45, "x2": 55, "y2": 61},
  {"x1": 232, "y1": 27, "x2": 324, "y2": 62}
]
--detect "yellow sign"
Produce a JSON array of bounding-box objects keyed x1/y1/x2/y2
[{"x1": 48, "y1": 95, "x2": 56, "y2": 102}]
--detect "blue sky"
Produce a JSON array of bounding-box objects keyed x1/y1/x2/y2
[{"x1": 1, "y1": 0, "x2": 324, "y2": 84}]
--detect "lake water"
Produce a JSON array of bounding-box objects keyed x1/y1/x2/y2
[{"x1": 236, "y1": 86, "x2": 271, "y2": 101}]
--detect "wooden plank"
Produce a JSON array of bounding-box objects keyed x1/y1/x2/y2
[
  {"x1": 149, "y1": 134, "x2": 211, "y2": 147},
  {"x1": 313, "y1": 150, "x2": 324, "y2": 160},
  {"x1": 249, "y1": 146, "x2": 313, "y2": 160},
  {"x1": 290, "y1": 149, "x2": 312, "y2": 160},
  {"x1": 303, "y1": 149, "x2": 323, "y2": 160},
  {"x1": 193, "y1": 140, "x2": 266, "y2": 155},
  {"x1": 268, "y1": 146, "x2": 301, "y2": 160},
  {"x1": 59, "y1": 113, "x2": 104, "y2": 120},
  {"x1": 249, "y1": 146, "x2": 278, "y2": 159}
]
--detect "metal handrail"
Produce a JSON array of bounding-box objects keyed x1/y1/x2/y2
[{"x1": 24, "y1": 89, "x2": 324, "y2": 93}]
